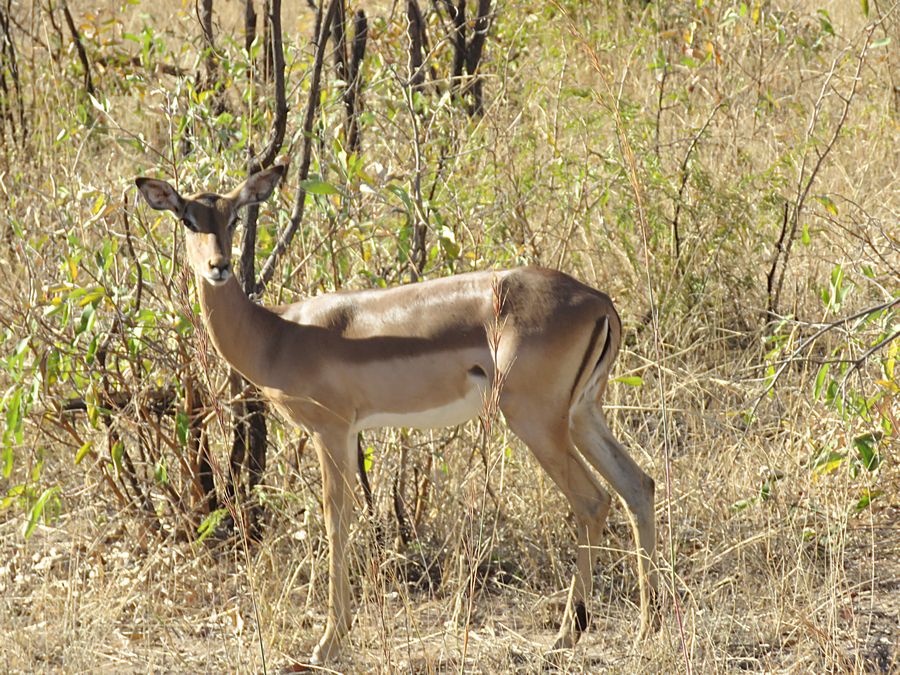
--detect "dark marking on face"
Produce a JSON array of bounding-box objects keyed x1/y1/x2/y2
[
  {"x1": 574, "y1": 600, "x2": 589, "y2": 634},
  {"x1": 468, "y1": 364, "x2": 487, "y2": 379},
  {"x1": 194, "y1": 193, "x2": 221, "y2": 205}
]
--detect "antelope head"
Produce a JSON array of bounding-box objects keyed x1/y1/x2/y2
[{"x1": 135, "y1": 165, "x2": 286, "y2": 286}]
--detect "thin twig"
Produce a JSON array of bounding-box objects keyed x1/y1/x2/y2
[
  {"x1": 248, "y1": 0, "x2": 286, "y2": 174},
  {"x1": 768, "y1": 27, "x2": 873, "y2": 317},
  {"x1": 257, "y1": 0, "x2": 339, "y2": 292},
  {"x1": 121, "y1": 191, "x2": 143, "y2": 313},
  {"x1": 671, "y1": 102, "x2": 724, "y2": 266},
  {"x1": 62, "y1": 2, "x2": 94, "y2": 96},
  {"x1": 751, "y1": 297, "x2": 899, "y2": 416},
  {"x1": 843, "y1": 329, "x2": 900, "y2": 383}
]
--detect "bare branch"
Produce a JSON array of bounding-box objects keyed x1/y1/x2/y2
[
  {"x1": 406, "y1": 0, "x2": 427, "y2": 91},
  {"x1": 257, "y1": 0, "x2": 340, "y2": 291},
  {"x1": 671, "y1": 102, "x2": 724, "y2": 266},
  {"x1": 62, "y1": 2, "x2": 94, "y2": 96},
  {"x1": 0, "y1": 4, "x2": 26, "y2": 142},
  {"x1": 464, "y1": 0, "x2": 491, "y2": 114},
  {"x1": 346, "y1": 10, "x2": 367, "y2": 152},
  {"x1": 768, "y1": 27, "x2": 873, "y2": 317},
  {"x1": 752, "y1": 296, "x2": 900, "y2": 414},
  {"x1": 447, "y1": 0, "x2": 466, "y2": 85},
  {"x1": 248, "y1": 0, "x2": 286, "y2": 174}
]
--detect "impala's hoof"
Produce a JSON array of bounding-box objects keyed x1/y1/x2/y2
[
  {"x1": 639, "y1": 613, "x2": 661, "y2": 639},
  {"x1": 308, "y1": 646, "x2": 325, "y2": 667},
  {"x1": 550, "y1": 633, "x2": 576, "y2": 651},
  {"x1": 310, "y1": 635, "x2": 342, "y2": 666},
  {"x1": 551, "y1": 600, "x2": 589, "y2": 650},
  {"x1": 638, "y1": 589, "x2": 663, "y2": 640}
]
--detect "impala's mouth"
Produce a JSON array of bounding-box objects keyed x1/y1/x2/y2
[{"x1": 203, "y1": 268, "x2": 231, "y2": 285}]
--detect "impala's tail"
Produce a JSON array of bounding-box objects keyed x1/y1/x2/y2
[{"x1": 569, "y1": 315, "x2": 615, "y2": 413}]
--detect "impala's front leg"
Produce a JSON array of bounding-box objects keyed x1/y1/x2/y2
[{"x1": 309, "y1": 428, "x2": 357, "y2": 665}]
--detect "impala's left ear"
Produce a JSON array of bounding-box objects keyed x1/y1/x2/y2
[{"x1": 229, "y1": 164, "x2": 287, "y2": 210}]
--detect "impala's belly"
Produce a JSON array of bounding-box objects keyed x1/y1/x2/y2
[{"x1": 353, "y1": 372, "x2": 488, "y2": 432}]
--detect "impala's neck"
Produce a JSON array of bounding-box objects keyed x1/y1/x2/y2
[{"x1": 196, "y1": 274, "x2": 286, "y2": 388}]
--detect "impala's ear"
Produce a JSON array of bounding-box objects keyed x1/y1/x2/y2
[
  {"x1": 135, "y1": 177, "x2": 186, "y2": 216},
  {"x1": 229, "y1": 164, "x2": 287, "y2": 210}
]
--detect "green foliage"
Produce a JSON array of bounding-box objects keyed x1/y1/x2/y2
[
  {"x1": 22, "y1": 487, "x2": 62, "y2": 540},
  {"x1": 197, "y1": 508, "x2": 229, "y2": 543}
]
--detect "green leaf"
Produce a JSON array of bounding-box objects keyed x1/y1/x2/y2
[
  {"x1": 88, "y1": 93, "x2": 109, "y2": 114},
  {"x1": 813, "y1": 363, "x2": 830, "y2": 400},
  {"x1": 801, "y1": 222, "x2": 811, "y2": 246},
  {"x1": 300, "y1": 178, "x2": 340, "y2": 195},
  {"x1": 155, "y1": 459, "x2": 169, "y2": 484},
  {"x1": 871, "y1": 37, "x2": 891, "y2": 49},
  {"x1": 615, "y1": 375, "x2": 644, "y2": 387},
  {"x1": 824, "y1": 379, "x2": 839, "y2": 406},
  {"x1": 74, "y1": 441, "x2": 93, "y2": 465},
  {"x1": 110, "y1": 440, "x2": 124, "y2": 476},
  {"x1": 76, "y1": 303, "x2": 96, "y2": 336},
  {"x1": 815, "y1": 194, "x2": 838, "y2": 216},
  {"x1": 813, "y1": 450, "x2": 846, "y2": 475},
  {"x1": 363, "y1": 445, "x2": 374, "y2": 474},
  {"x1": 87, "y1": 400, "x2": 99, "y2": 428},
  {"x1": 388, "y1": 184, "x2": 414, "y2": 215},
  {"x1": 4, "y1": 389, "x2": 23, "y2": 448},
  {"x1": 197, "y1": 508, "x2": 229, "y2": 543},
  {"x1": 23, "y1": 486, "x2": 60, "y2": 540},
  {"x1": 817, "y1": 9, "x2": 835, "y2": 36},
  {"x1": 731, "y1": 498, "x2": 754, "y2": 511},
  {"x1": 175, "y1": 411, "x2": 190, "y2": 446},
  {"x1": 854, "y1": 488, "x2": 882, "y2": 512},
  {"x1": 438, "y1": 225, "x2": 460, "y2": 260},
  {"x1": 852, "y1": 433, "x2": 880, "y2": 471},
  {"x1": 860, "y1": 0, "x2": 869, "y2": 17},
  {"x1": 1, "y1": 484, "x2": 26, "y2": 511}
]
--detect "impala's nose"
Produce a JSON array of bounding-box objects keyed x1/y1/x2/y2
[{"x1": 207, "y1": 259, "x2": 231, "y2": 284}]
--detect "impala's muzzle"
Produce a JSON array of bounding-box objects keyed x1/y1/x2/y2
[
  {"x1": 205, "y1": 259, "x2": 231, "y2": 285},
  {"x1": 188, "y1": 227, "x2": 233, "y2": 286}
]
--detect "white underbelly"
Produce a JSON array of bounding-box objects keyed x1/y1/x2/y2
[{"x1": 354, "y1": 380, "x2": 486, "y2": 432}]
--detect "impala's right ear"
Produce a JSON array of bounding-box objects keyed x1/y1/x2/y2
[{"x1": 135, "y1": 177, "x2": 186, "y2": 216}]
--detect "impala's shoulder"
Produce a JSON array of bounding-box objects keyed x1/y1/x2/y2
[{"x1": 272, "y1": 294, "x2": 356, "y2": 331}]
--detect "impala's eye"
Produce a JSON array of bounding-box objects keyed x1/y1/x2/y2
[{"x1": 181, "y1": 217, "x2": 198, "y2": 232}]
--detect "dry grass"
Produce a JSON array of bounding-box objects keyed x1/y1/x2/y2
[{"x1": 1, "y1": 0, "x2": 898, "y2": 672}]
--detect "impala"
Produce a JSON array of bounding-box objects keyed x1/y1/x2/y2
[{"x1": 135, "y1": 165, "x2": 657, "y2": 664}]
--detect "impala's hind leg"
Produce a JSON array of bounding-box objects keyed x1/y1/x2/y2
[
  {"x1": 505, "y1": 414, "x2": 612, "y2": 649},
  {"x1": 570, "y1": 404, "x2": 658, "y2": 639}
]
